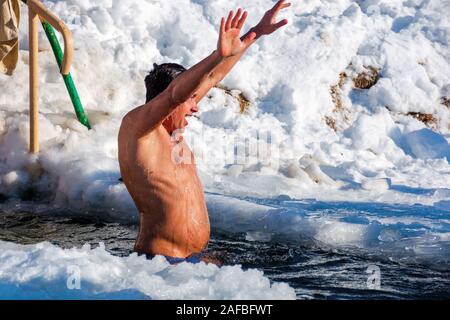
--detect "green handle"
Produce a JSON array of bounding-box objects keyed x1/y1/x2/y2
[
  {"x1": 41, "y1": 21, "x2": 91, "y2": 129},
  {"x1": 22, "y1": 0, "x2": 91, "y2": 129}
]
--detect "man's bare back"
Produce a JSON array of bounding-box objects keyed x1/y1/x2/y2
[{"x1": 118, "y1": 1, "x2": 290, "y2": 260}]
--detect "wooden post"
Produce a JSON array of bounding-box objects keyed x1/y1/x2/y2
[
  {"x1": 29, "y1": 7, "x2": 39, "y2": 153},
  {"x1": 25, "y1": 0, "x2": 80, "y2": 153}
]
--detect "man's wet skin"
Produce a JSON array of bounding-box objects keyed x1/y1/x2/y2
[
  {"x1": 118, "y1": 1, "x2": 291, "y2": 263},
  {"x1": 119, "y1": 97, "x2": 210, "y2": 258}
]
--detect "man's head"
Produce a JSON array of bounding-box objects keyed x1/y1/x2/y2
[{"x1": 145, "y1": 63, "x2": 198, "y2": 133}]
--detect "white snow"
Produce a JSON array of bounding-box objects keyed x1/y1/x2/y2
[
  {"x1": 0, "y1": 0, "x2": 448, "y2": 207},
  {"x1": 1, "y1": 0, "x2": 450, "y2": 298},
  {"x1": 0, "y1": 241, "x2": 295, "y2": 299}
]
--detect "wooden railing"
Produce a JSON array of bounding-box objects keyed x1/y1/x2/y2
[{"x1": 27, "y1": 0, "x2": 74, "y2": 153}]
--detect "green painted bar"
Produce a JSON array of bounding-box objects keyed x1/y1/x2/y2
[
  {"x1": 22, "y1": 0, "x2": 91, "y2": 129},
  {"x1": 41, "y1": 21, "x2": 91, "y2": 129}
]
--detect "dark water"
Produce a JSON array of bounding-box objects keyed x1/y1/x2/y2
[{"x1": 0, "y1": 211, "x2": 449, "y2": 300}]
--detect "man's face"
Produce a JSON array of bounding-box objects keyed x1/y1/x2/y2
[{"x1": 163, "y1": 97, "x2": 198, "y2": 133}]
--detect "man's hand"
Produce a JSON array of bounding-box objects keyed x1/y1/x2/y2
[
  {"x1": 253, "y1": 0, "x2": 291, "y2": 39},
  {"x1": 218, "y1": 9, "x2": 256, "y2": 58},
  {"x1": 192, "y1": 2, "x2": 291, "y2": 104}
]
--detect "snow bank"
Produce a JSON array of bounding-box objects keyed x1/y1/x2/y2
[
  {"x1": 0, "y1": 241, "x2": 295, "y2": 299},
  {"x1": 403, "y1": 128, "x2": 450, "y2": 160}
]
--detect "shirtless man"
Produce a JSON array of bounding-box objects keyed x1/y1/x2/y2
[{"x1": 118, "y1": 1, "x2": 291, "y2": 263}]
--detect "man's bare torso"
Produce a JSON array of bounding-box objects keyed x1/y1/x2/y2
[{"x1": 118, "y1": 115, "x2": 210, "y2": 258}]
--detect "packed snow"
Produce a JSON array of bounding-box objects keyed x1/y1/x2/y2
[
  {"x1": 0, "y1": 241, "x2": 295, "y2": 299},
  {"x1": 1, "y1": 0, "x2": 450, "y2": 299}
]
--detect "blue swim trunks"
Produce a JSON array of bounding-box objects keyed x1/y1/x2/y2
[{"x1": 145, "y1": 252, "x2": 204, "y2": 264}]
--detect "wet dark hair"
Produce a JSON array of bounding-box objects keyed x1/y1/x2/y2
[{"x1": 144, "y1": 63, "x2": 186, "y2": 103}]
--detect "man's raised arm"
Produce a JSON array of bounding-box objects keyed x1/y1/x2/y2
[
  {"x1": 128, "y1": 9, "x2": 256, "y2": 136},
  {"x1": 193, "y1": 0, "x2": 291, "y2": 103},
  {"x1": 168, "y1": 7, "x2": 259, "y2": 105}
]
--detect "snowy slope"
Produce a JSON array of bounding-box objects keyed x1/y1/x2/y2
[
  {"x1": 1, "y1": 0, "x2": 449, "y2": 210},
  {"x1": 0, "y1": 241, "x2": 294, "y2": 299}
]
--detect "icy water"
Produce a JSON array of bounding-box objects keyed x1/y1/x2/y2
[{"x1": 0, "y1": 207, "x2": 449, "y2": 299}]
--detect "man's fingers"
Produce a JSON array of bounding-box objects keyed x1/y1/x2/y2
[
  {"x1": 273, "y1": 1, "x2": 291, "y2": 14},
  {"x1": 272, "y1": 0, "x2": 285, "y2": 12},
  {"x1": 236, "y1": 11, "x2": 248, "y2": 30},
  {"x1": 274, "y1": 18, "x2": 288, "y2": 29},
  {"x1": 231, "y1": 8, "x2": 242, "y2": 28},
  {"x1": 220, "y1": 17, "x2": 225, "y2": 35},
  {"x1": 225, "y1": 10, "x2": 233, "y2": 30}
]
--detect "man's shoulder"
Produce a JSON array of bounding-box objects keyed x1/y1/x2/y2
[
  {"x1": 120, "y1": 104, "x2": 144, "y2": 126},
  {"x1": 121, "y1": 121, "x2": 167, "y2": 147},
  {"x1": 120, "y1": 92, "x2": 172, "y2": 137},
  {"x1": 119, "y1": 111, "x2": 163, "y2": 139}
]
